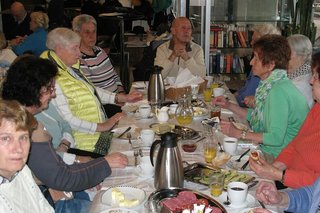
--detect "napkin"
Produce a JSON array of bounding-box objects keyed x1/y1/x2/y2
[{"x1": 166, "y1": 68, "x2": 204, "y2": 88}]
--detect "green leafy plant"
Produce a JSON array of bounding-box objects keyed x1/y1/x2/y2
[{"x1": 286, "y1": 0, "x2": 317, "y2": 43}]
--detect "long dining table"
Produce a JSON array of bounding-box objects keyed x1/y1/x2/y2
[{"x1": 89, "y1": 83, "x2": 283, "y2": 213}]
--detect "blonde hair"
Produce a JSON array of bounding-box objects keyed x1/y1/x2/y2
[
  {"x1": 252, "y1": 24, "x2": 281, "y2": 36},
  {"x1": 46, "y1": 28, "x2": 81, "y2": 50},
  {"x1": 30, "y1": 12, "x2": 49, "y2": 30}
]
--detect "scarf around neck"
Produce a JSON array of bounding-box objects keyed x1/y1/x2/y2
[
  {"x1": 287, "y1": 62, "x2": 311, "y2": 80},
  {"x1": 250, "y1": 69, "x2": 287, "y2": 131}
]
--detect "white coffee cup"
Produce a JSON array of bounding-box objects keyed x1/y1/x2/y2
[
  {"x1": 191, "y1": 84, "x2": 199, "y2": 99},
  {"x1": 138, "y1": 104, "x2": 151, "y2": 118},
  {"x1": 223, "y1": 137, "x2": 238, "y2": 155},
  {"x1": 204, "y1": 76, "x2": 214, "y2": 88},
  {"x1": 138, "y1": 156, "x2": 154, "y2": 177},
  {"x1": 138, "y1": 129, "x2": 155, "y2": 146},
  {"x1": 213, "y1": 88, "x2": 225, "y2": 97},
  {"x1": 227, "y1": 182, "x2": 248, "y2": 207}
]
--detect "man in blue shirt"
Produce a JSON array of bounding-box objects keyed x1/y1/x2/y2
[{"x1": 254, "y1": 178, "x2": 320, "y2": 213}]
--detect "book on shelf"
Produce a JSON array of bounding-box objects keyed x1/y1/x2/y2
[{"x1": 209, "y1": 51, "x2": 246, "y2": 75}]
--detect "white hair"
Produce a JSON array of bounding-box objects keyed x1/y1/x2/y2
[
  {"x1": 287, "y1": 34, "x2": 312, "y2": 61},
  {"x1": 46, "y1": 28, "x2": 80, "y2": 50}
]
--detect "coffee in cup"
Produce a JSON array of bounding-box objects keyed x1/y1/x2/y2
[{"x1": 227, "y1": 182, "x2": 248, "y2": 206}]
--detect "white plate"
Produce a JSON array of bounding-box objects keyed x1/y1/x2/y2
[
  {"x1": 239, "y1": 208, "x2": 277, "y2": 213},
  {"x1": 193, "y1": 107, "x2": 210, "y2": 119},
  {"x1": 217, "y1": 192, "x2": 255, "y2": 209},
  {"x1": 132, "y1": 81, "x2": 148, "y2": 90},
  {"x1": 226, "y1": 155, "x2": 251, "y2": 171},
  {"x1": 100, "y1": 208, "x2": 139, "y2": 213},
  {"x1": 121, "y1": 105, "x2": 138, "y2": 113},
  {"x1": 112, "y1": 127, "x2": 139, "y2": 140},
  {"x1": 101, "y1": 186, "x2": 146, "y2": 209}
]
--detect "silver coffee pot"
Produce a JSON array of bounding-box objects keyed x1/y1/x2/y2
[
  {"x1": 148, "y1": 65, "x2": 165, "y2": 106},
  {"x1": 150, "y1": 132, "x2": 184, "y2": 189}
]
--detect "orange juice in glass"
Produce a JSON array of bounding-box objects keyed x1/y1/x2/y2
[
  {"x1": 209, "y1": 172, "x2": 225, "y2": 197},
  {"x1": 203, "y1": 88, "x2": 212, "y2": 102},
  {"x1": 211, "y1": 82, "x2": 219, "y2": 90},
  {"x1": 203, "y1": 140, "x2": 217, "y2": 163}
]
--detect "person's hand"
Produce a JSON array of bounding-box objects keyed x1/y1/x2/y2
[
  {"x1": 219, "y1": 120, "x2": 240, "y2": 137},
  {"x1": 243, "y1": 96, "x2": 255, "y2": 108},
  {"x1": 98, "y1": 112, "x2": 126, "y2": 132},
  {"x1": 212, "y1": 96, "x2": 230, "y2": 108},
  {"x1": 255, "y1": 181, "x2": 286, "y2": 206},
  {"x1": 117, "y1": 91, "x2": 143, "y2": 103},
  {"x1": 253, "y1": 208, "x2": 273, "y2": 213},
  {"x1": 105, "y1": 152, "x2": 128, "y2": 168},
  {"x1": 172, "y1": 43, "x2": 190, "y2": 61},
  {"x1": 56, "y1": 139, "x2": 71, "y2": 152},
  {"x1": 75, "y1": 155, "x2": 92, "y2": 163},
  {"x1": 249, "y1": 156, "x2": 282, "y2": 181},
  {"x1": 9, "y1": 35, "x2": 27, "y2": 46}
]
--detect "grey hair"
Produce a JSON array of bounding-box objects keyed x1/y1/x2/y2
[
  {"x1": 287, "y1": 34, "x2": 312, "y2": 61},
  {"x1": 0, "y1": 32, "x2": 7, "y2": 49},
  {"x1": 252, "y1": 24, "x2": 281, "y2": 36},
  {"x1": 72, "y1": 14, "x2": 97, "y2": 32},
  {"x1": 30, "y1": 12, "x2": 49, "y2": 30},
  {"x1": 46, "y1": 28, "x2": 81, "y2": 50}
]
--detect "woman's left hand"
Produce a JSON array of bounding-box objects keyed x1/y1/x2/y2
[{"x1": 249, "y1": 157, "x2": 282, "y2": 181}]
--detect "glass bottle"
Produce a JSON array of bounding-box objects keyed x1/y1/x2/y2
[{"x1": 175, "y1": 94, "x2": 194, "y2": 125}]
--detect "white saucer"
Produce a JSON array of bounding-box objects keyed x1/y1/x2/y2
[
  {"x1": 135, "y1": 167, "x2": 154, "y2": 178},
  {"x1": 239, "y1": 207, "x2": 277, "y2": 213},
  {"x1": 217, "y1": 192, "x2": 255, "y2": 209}
]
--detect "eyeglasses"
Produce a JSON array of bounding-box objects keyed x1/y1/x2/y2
[{"x1": 41, "y1": 82, "x2": 56, "y2": 94}]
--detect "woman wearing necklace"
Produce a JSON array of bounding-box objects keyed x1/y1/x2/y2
[{"x1": 212, "y1": 35, "x2": 310, "y2": 160}]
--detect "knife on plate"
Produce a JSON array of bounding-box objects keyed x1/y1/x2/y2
[{"x1": 117, "y1": 127, "x2": 131, "y2": 138}]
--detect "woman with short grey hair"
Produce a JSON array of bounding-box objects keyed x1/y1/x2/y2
[
  {"x1": 72, "y1": 14, "x2": 97, "y2": 33},
  {"x1": 287, "y1": 34, "x2": 314, "y2": 108}
]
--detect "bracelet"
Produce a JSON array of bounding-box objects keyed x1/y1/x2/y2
[
  {"x1": 59, "y1": 142, "x2": 70, "y2": 149},
  {"x1": 281, "y1": 169, "x2": 286, "y2": 184},
  {"x1": 240, "y1": 129, "x2": 248, "y2": 140}
]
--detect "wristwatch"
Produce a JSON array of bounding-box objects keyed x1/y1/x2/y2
[{"x1": 240, "y1": 129, "x2": 248, "y2": 140}]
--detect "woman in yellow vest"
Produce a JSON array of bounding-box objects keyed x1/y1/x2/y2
[{"x1": 40, "y1": 27, "x2": 143, "y2": 154}]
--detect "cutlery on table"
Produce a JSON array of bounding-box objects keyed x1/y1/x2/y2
[
  {"x1": 127, "y1": 132, "x2": 132, "y2": 145},
  {"x1": 218, "y1": 142, "x2": 224, "y2": 152},
  {"x1": 223, "y1": 195, "x2": 230, "y2": 206},
  {"x1": 236, "y1": 148, "x2": 250, "y2": 162},
  {"x1": 228, "y1": 116, "x2": 236, "y2": 122},
  {"x1": 117, "y1": 126, "x2": 131, "y2": 138},
  {"x1": 241, "y1": 159, "x2": 250, "y2": 170},
  {"x1": 258, "y1": 200, "x2": 266, "y2": 209},
  {"x1": 133, "y1": 149, "x2": 139, "y2": 166},
  {"x1": 248, "y1": 180, "x2": 259, "y2": 189},
  {"x1": 194, "y1": 136, "x2": 205, "y2": 144},
  {"x1": 139, "y1": 149, "x2": 143, "y2": 157}
]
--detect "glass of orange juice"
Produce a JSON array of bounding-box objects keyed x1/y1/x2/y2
[
  {"x1": 209, "y1": 172, "x2": 225, "y2": 197},
  {"x1": 203, "y1": 139, "x2": 217, "y2": 163},
  {"x1": 203, "y1": 88, "x2": 212, "y2": 102}
]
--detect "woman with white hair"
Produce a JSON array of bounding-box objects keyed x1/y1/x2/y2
[
  {"x1": 287, "y1": 34, "x2": 314, "y2": 108},
  {"x1": 12, "y1": 11, "x2": 49, "y2": 56},
  {"x1": 40, "y1": 27, "x2": 142, "y2": 154}
]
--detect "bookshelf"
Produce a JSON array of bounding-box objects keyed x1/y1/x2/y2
[{"x1": 188, "y1": 0, "x2": 291, "y2": 76}]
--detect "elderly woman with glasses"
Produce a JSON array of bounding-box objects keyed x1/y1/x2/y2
[
  {"x1": 2, "y1": 56, "x2": 128, "y2": 213},
  {"x1": 212, "y1": 35, "x2": 309, "y2": 159},
  {"x1": 0, "y1": 100, "x2": 54, "y2": 212},
  {"x1": 248, "y1": 51, "x2": 320, "y2": 189}
]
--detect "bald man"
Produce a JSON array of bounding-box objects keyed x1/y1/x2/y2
[
  {"x1": 4, "y1": 1, "x2": 32, "y2": 41},
  {"x1": 154, "y1": 17, "x2": 206, "y2": 79}
]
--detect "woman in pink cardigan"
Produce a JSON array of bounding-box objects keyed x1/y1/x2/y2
[{"x1": 249, "y1": 51, "x2": 320, "y2": 189}]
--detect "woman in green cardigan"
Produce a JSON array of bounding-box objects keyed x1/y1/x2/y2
[{"x1": 212, "y1": 35, "x2": 309, "y2": 159}]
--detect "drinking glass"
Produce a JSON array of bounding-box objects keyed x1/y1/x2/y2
[
  {"x1": 203, "y1": 139, "x2": 217, "y2": 163},
  {"x1": 203, "y1": 88, "x2": 212, "y2": 102},
  {"x1": 209, "y1": 172, "x2": 225, "y2": 197}
]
